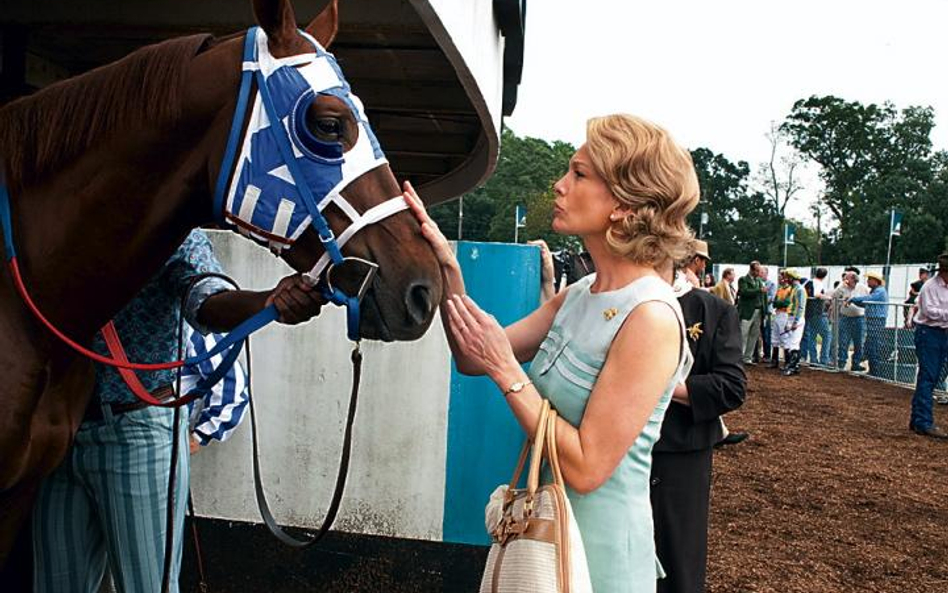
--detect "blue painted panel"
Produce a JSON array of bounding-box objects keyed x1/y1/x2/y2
[{"x1": 442, "y1": 242, "x2": 540, "y2": 545}]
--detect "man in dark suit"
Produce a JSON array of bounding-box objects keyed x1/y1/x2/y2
[{"x1": 651, "y1": 268, "x2": 747, "y2": 593}]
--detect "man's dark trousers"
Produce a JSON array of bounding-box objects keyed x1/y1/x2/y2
[
  {"x1": 651, "y1": 289, "x2": 746, "y2": 593},
  {"x1": 652, "y1": 450, "x2": 712, "y2": 593}
]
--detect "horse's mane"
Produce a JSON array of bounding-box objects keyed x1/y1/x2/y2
[{"x1": 0, "y1": 34, "x2": 212, "y2": 190}]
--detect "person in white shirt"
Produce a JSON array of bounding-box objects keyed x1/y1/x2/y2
[
  {"x1": 833, "y1": 270, "x2": 870, "y2": 371},
  {"x1": 909, "y1": 254, "x2": 948, "y2": 439},
  {"x1": 802, "y1": 268, "x2": 832, "y2": 366}
]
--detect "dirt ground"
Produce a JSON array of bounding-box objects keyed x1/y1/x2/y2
[{"x1": 707, "y1": 365, "x2": 948, "y2": 593}]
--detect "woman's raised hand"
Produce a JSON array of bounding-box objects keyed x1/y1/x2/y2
[
  {"x1": 403, "y1": 180, "x2": 455, "y2": 268},
  {"x1": 445, "y1": 294, "x2": 519, "y2": 383}
]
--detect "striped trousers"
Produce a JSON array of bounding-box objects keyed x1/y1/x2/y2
[{"x1": 32, "y1": 405, "x2": 190, "y2": 593}]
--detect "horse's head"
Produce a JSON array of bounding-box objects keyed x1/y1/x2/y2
[{"x1": 203, "y1": 0, "x2": 442, "y2": 341}]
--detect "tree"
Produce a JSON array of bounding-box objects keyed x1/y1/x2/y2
[
  {"x1": 689, "y1": 148, "x2": 781, "y2": 263},
  {"x1": 757, "y1": 121, "x2": 804, "y2": 218},
  {"x1": 781, "y1": 96, "x2": 940, "y2": 263},
  {"x1": 428, "y1": 127, "x2": 575, "y2": 246}
]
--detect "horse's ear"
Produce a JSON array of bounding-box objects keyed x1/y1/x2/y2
[
  {"x1": 304, "y1": 0, "x2": 339, "y2": 49},
  {"x1": 253, "y1": 0, "x2": 299, "y2": 54}
]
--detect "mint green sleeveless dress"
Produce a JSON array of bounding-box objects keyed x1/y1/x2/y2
[{"x1": 529, "y1": 274, "x2": 692, "y2": 593}]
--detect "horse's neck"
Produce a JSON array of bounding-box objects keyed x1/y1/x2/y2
[{"x1": 11, "y1": 127, "x2": 218, "y2": 340}]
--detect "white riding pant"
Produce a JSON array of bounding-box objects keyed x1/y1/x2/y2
[{"x1": 772, "y1": 311, "x2": 805, "y2": 350}]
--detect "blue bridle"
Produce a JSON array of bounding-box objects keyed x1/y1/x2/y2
[{"x1": 211, "y1": 27, "x2": 409, "y2": 343}]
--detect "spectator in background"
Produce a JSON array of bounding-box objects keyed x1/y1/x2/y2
[
  {"x1": 684, "y1": 240, "x2": 711, "y2": 290},
  {"x1": 905, "y1": 267, "x2": 931, "y2": 326},
  {"x1": 849, "y1": 271, "x2": 889, "y2": 377},
  {"x1": 529, "y1": 239, "x2": 558, "y2": 303},
  {"x1": 759, "y1": 266, "x2": 775, "y2": 363},
  {"x1": 802, "y1": 268, "x2": 832, "y2": 366},
  {"x1": 834, "y1": 271, "x2": 870, "y2": 371},
  {"x1": 909, "y1": 254, "x2": 948, "y2": 439},
  {"x1": 737, "y1": 261, "x2": 767, "y2": 365},
  {"x1": 779, "y1": 270, "x2": 807, "y2": 375},
  {"x1": 652, "y1": 265, "x2": 747, "y2": 593},
  {"x1": 711, "y1": 267, "x2": 737, "y2": 305},
  {"x1": 703, "y1": 272, "x2": 716, "y2": 289}
]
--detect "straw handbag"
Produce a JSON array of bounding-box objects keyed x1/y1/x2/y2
[{"x1": 479, "y1": 400, "x2": 593, "y2": 593}]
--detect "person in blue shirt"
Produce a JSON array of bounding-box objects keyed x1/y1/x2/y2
[
  {"x1": 32, "y1": 230, "x2": 322, "y2": 593},
  {"x1": 848, "y1": 271, "x2": 889, "y2": 377}
]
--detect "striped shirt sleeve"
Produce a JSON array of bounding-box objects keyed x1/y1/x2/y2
[{"x1": 181, "y1": 327, "x2": 250, "y2": 446}]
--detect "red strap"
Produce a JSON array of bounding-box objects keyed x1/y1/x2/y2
[
  {"x1": 8, "y1": 257, "x2": 184, "y2": 371},
  {"x1": 100, "y1": 321, "x2": 200, "y2": 408}
]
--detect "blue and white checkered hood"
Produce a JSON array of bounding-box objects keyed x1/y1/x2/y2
[{"x1": 223, "y1": 29, "x2": 403, "y2": 276}]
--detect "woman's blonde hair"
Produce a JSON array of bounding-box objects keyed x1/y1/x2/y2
[{"x1": 585, "y1": 114, "x2": 699, "y2": 266}]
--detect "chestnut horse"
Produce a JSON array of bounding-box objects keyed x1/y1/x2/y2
[{"x1": 0, "y1": 0, "x2": 442, "y2": 568}]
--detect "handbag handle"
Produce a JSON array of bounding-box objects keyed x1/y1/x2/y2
[
  {"x1": 545, "y1": 408, "x2": 565, "y2": 490},
  {"x1": 507, "y1": 399, "x2": 549, "y2": 493},
  {"x1": 525, "y1": 399, "x2": 551, "y2": 497}
]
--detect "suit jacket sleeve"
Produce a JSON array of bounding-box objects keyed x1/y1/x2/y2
[{"x1": 685, "y1": 302, "x2": 747, "y2": 423}]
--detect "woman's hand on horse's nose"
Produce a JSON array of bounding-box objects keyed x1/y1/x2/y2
[
  {"x1": 267, "y1": 274, "x2": 326, "y2": 325},
  {"x1": 402, "y1": 180, "x2": 455, "y2": 268}
]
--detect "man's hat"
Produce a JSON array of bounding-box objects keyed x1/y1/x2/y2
[
  {"x1": 865, "y1": 270, "x2": 885, "y2": 284},
  {"x1": 693, "y1": 239, "x2": 710, "y2": 261},
  {"x1": 784, "y1": 269, "x2": 802, "y2": 281}
]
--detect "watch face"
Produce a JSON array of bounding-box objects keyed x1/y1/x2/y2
[{"x1": 511, "y1": 382, "x2": 524, "y2": 391}]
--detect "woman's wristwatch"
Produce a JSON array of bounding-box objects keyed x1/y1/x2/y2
[{"x1": 503, "y1": 379, "x2": 533, "y2": 397}]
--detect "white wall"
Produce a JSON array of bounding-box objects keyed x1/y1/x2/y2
[{"x1": 190, "y1": 231, "x2": 452, "y2": 541}]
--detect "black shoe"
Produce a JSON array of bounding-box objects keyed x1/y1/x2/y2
[
  {"x1": 911, "y1": 425, "x2": 948, "y2": 439},
  {"x1": 715, "y1": 431, "x2": 749, "y2": 448},
  {"x1": 852, "y1": 363, "x2": 868, "y2": 373},
  {"x1": 782, "y1": 350, "x2": 801, "y2": 375}
]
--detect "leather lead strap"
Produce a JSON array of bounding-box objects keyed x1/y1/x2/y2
[
  {"x1": 249, "y1": 341, "x2": 363, "y2": 548},
  {"x1": 187, "y1": 492, "x2": 209, "y2": 593}
]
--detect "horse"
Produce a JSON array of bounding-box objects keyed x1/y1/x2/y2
[{"x1": 0, "y1": 0, "x2": 443, "y2": 569}]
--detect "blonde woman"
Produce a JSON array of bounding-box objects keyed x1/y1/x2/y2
[{"x1": 404, "y1": 114, "x2": 698, "y2": 592}]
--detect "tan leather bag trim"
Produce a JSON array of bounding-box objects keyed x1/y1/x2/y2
[
  {"x1": 501, "y1": 517, "x2": 556, "y2": 545},
  {"x1": 546, "y1": 410, "x2": 571, "y2": 593},
  {"x1": 491, "y1": 540, "x2": 507, "y2": 593}
]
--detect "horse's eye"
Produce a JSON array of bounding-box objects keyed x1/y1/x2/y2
[{"x1": 312, "y1": 117, "x2": 342, "y2": 141}]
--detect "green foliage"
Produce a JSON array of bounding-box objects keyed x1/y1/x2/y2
[
  {"x1": 689, "y1": 148, "x2": 783, "y2": 263},
  {"x1": 428, "y1": 127, "x2": 576, "y2": 249},
  {"x1": 781, "y1": 95, "x2": 947, "y2": 264}
]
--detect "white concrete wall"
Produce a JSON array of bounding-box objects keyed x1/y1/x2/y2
[{"x1": 190, "y1": 231, "x2": 452, "y2": 541}]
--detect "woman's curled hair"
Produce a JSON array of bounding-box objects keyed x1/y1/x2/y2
[{"x1": 585, "y1": 114, "x2": 700, "y2": 267}]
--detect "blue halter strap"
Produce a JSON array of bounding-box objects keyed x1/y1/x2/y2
[{"x1": 212, "y1": 26, "x2": 376, "y2": 342}]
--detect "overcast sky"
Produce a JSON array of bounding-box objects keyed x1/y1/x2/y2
[{"x1": 505, "y1": 0, "x2": 948, "y2": 222}]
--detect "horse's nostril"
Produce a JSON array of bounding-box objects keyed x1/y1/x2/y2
[{"x1": 405, "y1": 281, "x2": 435, "y2": 326}]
